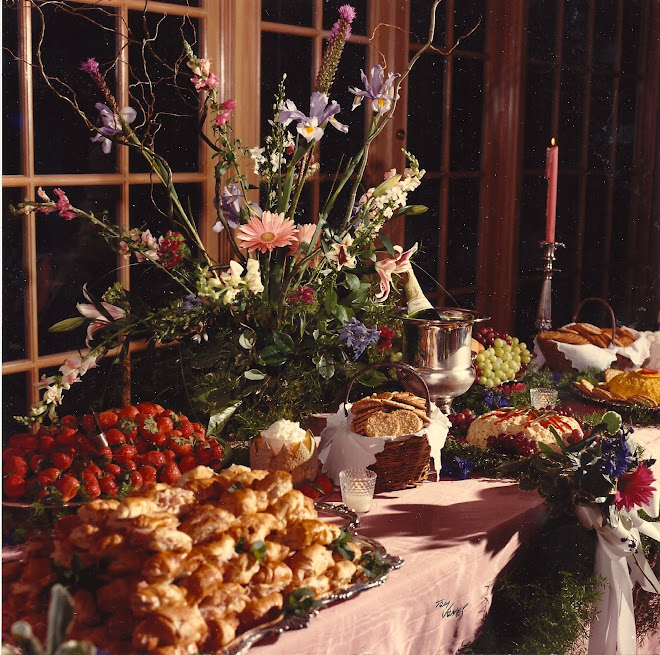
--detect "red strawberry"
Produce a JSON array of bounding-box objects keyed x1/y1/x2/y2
[
  {"x1": 82, "y1": 463, "x2": 103, "y2": 479},
  {"x1": 123, "y1": 459, "x2": 137, "y2": 471},
  {"x1": 2, "y1": 447, "x2": 23, "y2": 463},
  {"x1": 39, "y1": 435, "x2": 57, "y2": 454},
  {"x1": 99, "y1": 474, "x2": 118, "y2": 497},
  {"x1": 143, "y1": 451, "x2": 166, "y2": 469},
  {"x1": 81, "y1": 414, "x2": 97, "y2": 433},
  {"x1": 129, "y1": 470, "x2": 144, "y2": 489},
  {"x1": 3, "y1": 474, "x2": 26, "y2": 499},
  {"x1": 159, "y1": 461, "x2": 181, "y2": 484},
  {"x1": 118, "y1": 405, "x2": 140, "y2": 420},
  {"x1": 105, "y1": 428, "x2": 126, "y2": 446},
  {"x1": 139, "y1": 465, "x2": 158, "y2": 484},
  {"x1": 168, "y1": 436, "x2": 193, "y2": 457},
  {"x1": 145, "y1": 431, "x2": 167, "y2": 448},
  {"x1": 55, "y1": 475, "x2": 80, "y2": 503},
  {"x1": 136, "y1": 402, "x2": 163, "y2": 417},
  {"x1": 82, "y1": 476, "x2": 102, "y2": 499},
  {"x1": 97, "y1": 410, "x2": 119, "y2": 430},
  {"x1": 55, "y1": 428, "x2": 77, "y2": 448},
  {"x1": 37, "y1": 468, "x2": 61, "y2": 486},
  {"x1": 300, "y1": 483, "x2": 321, "y2": 500},
  {"x1": 9, "y1": 433, "x2": 39, "y2": 452},
  {"x1": 156, "y1": 416, "x2": 174, "y2": 433},
  {"x1": 104, "y1": 463, "x2": 122, "y2": 477},
  {"x1": 61, "y1": 415, "x2": 78, "y2": 429},
  {"x1": 194, "y1": 443, "x2": 213, "y2": 466},
  {"x1": 113, "y1": 444, "x2": 138, "y2": 463},
  {"x1": 179, "y1": 420, "x2": 194, "y2": 438},
  {"x1": 3, "y1": 455, "x2": 28, "y2": 477},
  {"x1": 51, "y1": 451, "x2": 74, "y2": 471},
  {"x1": 29, "y1": 453, "x2": 46, "y2": 473},
  {"x1": 315, "y1": 473, "x2": 334, "y2": 495},
  {"x1": 162, "y1": 449, "x2": 176, "y2": 462},
  {"x1": 178, "y1": 454, "x2": 198, "y2": 473}
]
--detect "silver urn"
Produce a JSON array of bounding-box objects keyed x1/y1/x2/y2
[{"x1": 399, "y1": 308, "x2": 489, "y2": 414}]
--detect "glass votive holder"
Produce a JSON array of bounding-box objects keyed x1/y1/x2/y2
[
  {"x1": 530, "y1": 387, "x2": 559, "y2": 409},
  {"x1": 339, "y1": 468, "x2": 377, "y2": 514}
]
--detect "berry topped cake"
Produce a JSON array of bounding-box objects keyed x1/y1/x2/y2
[{"x1": 466, "y1": 408, "x2": 583, "y2": 453}]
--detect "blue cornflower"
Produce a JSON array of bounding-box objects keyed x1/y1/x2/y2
[
  {"x1": 182, "y1": 293, "x2": 202, "y2": 311},
  {"x1": 599, "y1": 433, "x2": 636, "y2": 478},
  {"x1": 338, "y1": 318, "x2": 381, "y2": 360},
  {"x1": 441, "y1": 456, "x2": 474, "y2": 480}
]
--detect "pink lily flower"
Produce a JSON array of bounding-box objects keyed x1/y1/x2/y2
[
  {"x1": 76, "y1": 285, "x2": 126, "y2": 345},
  {"x1": 374, "y1": 243, "x2": 418, "y2": 301}
]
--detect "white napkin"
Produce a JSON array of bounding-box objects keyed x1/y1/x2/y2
[
  {"x1": 318, "y1": 402, "x2": 449, "y2": 483},
  {"x1": 532, "y1": 326, "x2": 650, "y2": 373}
]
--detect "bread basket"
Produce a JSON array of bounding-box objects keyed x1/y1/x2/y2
[
  {"x1": 344, "y1": 363, "x2": 432, "y2": 492},
  {"x1": 536, "y1": 297, "x2": 636, "y2": 372}
]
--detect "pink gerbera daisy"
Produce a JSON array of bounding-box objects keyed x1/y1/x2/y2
[
  {"x1": 614, "y1": 463, "x2": 656, "y2": 511},
  {"x1": 237, "y1": 211, "x2": 297, "y2": 253}
]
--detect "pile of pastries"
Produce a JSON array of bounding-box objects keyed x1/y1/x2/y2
[
  {"x1": 538, "y1": 322, "x2": 636, "y2": 348},
  {"x1": 2, "y1": 465, "x2": 367, "y2": 654}
]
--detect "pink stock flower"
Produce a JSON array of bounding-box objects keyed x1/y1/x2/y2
[
  {"x1": 206, "y1": 73, "x2": 219, "y2": 90},
  {"x1": 237, "y1": 211, "x2": 297, "y2": 253},
  {"x1": 215, "y1": 111, "x2": 230, "y2": 126},
  {"x1": 614, "y1": 463, "x2": 657, "y2": 511},
  {"x1": 76, "y1": 285, "x2": 126, "y2": 346},
  {"x1": 221, "y1": 98, "x2": 237, "y2": 110},
  {"x1": 53, "y1": 188, "x2": 76, "y2": 220},
  {"x1": 374, "y1": 243, "x2": 418, "y2": 301}
]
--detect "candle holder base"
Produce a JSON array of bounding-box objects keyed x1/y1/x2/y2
[{"x1": 535, "y1": 241, "x2": 565, "y2": 332}]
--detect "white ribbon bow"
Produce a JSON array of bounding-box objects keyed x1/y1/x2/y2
[{"x1": 576, "y1": 502, "x2": 660, "y2": 655}]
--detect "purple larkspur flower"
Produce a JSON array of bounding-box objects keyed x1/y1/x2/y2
[
  {"x1": 441, "y1": 456, "x2": 474, "y2": 480},
  {"x1": 348, "y1": 64, "x2": 400, "y2": 115},
  {"x1": 91, "y1": 102, "x2": 137, "y2": 154},
  {"x1": 277, "y1": 92, "x2": 348, "y2": 143},
  {"x1": 338, "y1": 318, "x2": 381, "y2": 360},
  {"x1": 182, "y1": 294, "x2": 203, "y2": 311}
]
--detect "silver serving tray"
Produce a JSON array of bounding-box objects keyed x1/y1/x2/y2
[{"x1": 219, "y1": 502, "x2": 404, "y2": 655}]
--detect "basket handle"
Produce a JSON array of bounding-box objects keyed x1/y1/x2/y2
[
  {"x1": 572, "y1": 297, "x2": 621, "y2": 347},
  {"x1": 344, "y1": 362, "x2": 431, "y2": 417}
]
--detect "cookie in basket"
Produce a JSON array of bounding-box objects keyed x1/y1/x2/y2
[{"x1": 350, "y1": 392, "x2": 428, "y2": 437}]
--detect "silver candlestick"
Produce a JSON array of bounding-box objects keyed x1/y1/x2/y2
[{"x1": 535, "y1": 241, "x2": 565, "y2": 331}]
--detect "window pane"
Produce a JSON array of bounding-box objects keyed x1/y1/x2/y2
[
  {"x1": 410, "y1": 0, "x2": 446, "y2": 48},
  {"x1": 562, "y1": 0, "x2": 589, "y2": 66},
  {"x1": 555, "y1": 173, "x2": 579, "y2": 246},
  {"x1": 620, "y1": 0, "x2": 641, "y2": 75},
  {"x1": 37, "y1": 186, "x2": 118, "y2": 355},
  {"x1": 594, "y1": 0, "x2": 618, "y2": 67},
  {"x1": 404, "y1": 177, "x2": 441, "y2": 294},
  {"x1": 260, "y1": 33, "x2": 313, "y2": 140},
  {"x1": 450, "y1": 57, "x2": 483, "y2": 171},
  {"x1": 2, "y1": 4, "x2": 20, "y2": 175},
  {"x1": 518, "y1": 174, "x2": 546, "y2": 273},
  {"x1": 3, "y1": 188, "x2": 26, "y2": 361},
  {"x1": 407, "y1": 52, "x2": 444, "y2": 171},
  {"x1": 320, "y1": 41, "x2": 366, "y2": 174},
  {"x1": 616, "y1": 78, "x2": 637, "y2": 170},
  {"x1": 523, "y1": 64, "x2": 554, "y2": 170},
  {"x1": 446, "y1": 178, "x2": 479, "y2": 287},
  {"x1": 527, "y1": 0, "x2": 557, "y2": 61},
  {"x1": 3, "y1": 373, "x2": 28, "y2": 443},
  {"x1": 127, "y1": 12, "x2": 200, "y2": 173},
  {"x1": 322, "y1": 0, "x2": 368, "y2": 36},
  {"x1": 559, "y1": 70, "x2": 586, "y2": 169},
  {"x1": 32, "y1": 4, "x2": 117, "y2": 175},
  {"x1": 609, "y1": 173, "x2": 632, "y2": 318},
  {"x1": 129, "y1": 183, "x2": 202, "y2": 306},
  {"x1": 588, "y1": 74, "x2": 614, "y2": 170},
  {"x1": 455, "y1": 0, "x2": 486, "y2": 54},
  {"x1": 262, "y1": 0, "x2": 313, "y2": 26},
  {"x1": 581, "y1": 175, "x2": 609, "y2": 298}
]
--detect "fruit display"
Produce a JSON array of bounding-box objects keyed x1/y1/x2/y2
[
  {"x1": 472, "y1": 329, "x2": 532, "y2": 388},
  {"x1": 2, "y1": 402, "x2": 228, "y2": 504},
  {"x1": 448, "y1": 409, "x2": 477, "y2": 438}
]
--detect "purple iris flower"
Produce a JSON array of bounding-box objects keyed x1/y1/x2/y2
[
  {"x1": 277, "y1": 91, "x2": 348, "y2": 143},
  {"x1": 212, "y1": 184, "x2": 262, "y2": 233},
  {"x1": 349, "y1": 65, "x2": 400, "y2": 115},
  {"x1": 338, "y1": 318, "x2": 381, "y2": 360},
  {"x1": 441, "y1": 456, "x2": 475, "y2": 480},
  {"x1": 91, "y1": 102, "x2": 137, "y2": 154},
  {"x1": 600, "y1": 433, "x2": 636, "y2": 478}
]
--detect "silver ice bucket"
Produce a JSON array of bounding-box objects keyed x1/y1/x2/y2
[{"x1": 399, "y1": 308, "x2": 489, "y2": 414}]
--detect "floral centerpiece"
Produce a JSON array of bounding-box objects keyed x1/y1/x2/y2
[{"x1": 12, "y1": 3, "x2": 454, "y2": 440}]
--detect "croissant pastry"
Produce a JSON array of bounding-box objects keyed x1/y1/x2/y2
[
  {"x1": 200, "y1": 608, "x2": 240, "y2": 650},
  {"x1": 238, "y1": 591, "x2": 283, "y2": 631},
  {"x1": 253, "y1": 469, "x2": 294, "y2": 503},
  {"x1": 131, "y1": 582, "x2": 188, "y2": 616},
  {"x1": 198, "y1": 582, "x2": 249, "y2": 614},
  {"x1": 277, "y1": 518, "x2": 341, "y2": 550},
  {"x1": 141, "y1": 551, "x2": 185, "y2": 584},
  {"x1": 218, "y1": 487, "x2": 269, "y2": 516},
  {"x1": 287, "y1": 543, "x2": 335, "y2": 583},
  {"x1": 228, "y1": 511, "x2": 280, "y2": 545},
  {"x1": 222, "y1": 552, "x2": 261, "y2": 585},
  {"x1": 179, "y1": 503, "x2": 237, "y2": 544},
  {"x1": 132, "y1": 604, "x2": 207, "y2": 650}
]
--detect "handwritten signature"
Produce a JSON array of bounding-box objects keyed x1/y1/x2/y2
[{"x1": 436, "y1": 599, "x2": 468, "y2": 619}]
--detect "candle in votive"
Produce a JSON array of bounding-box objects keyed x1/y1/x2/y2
[
  {"x1": 339, "y1": 468, "x2": 377, "y2": 514},
  {"x1": 545, "y1": 138, "x2": 558, "y2": 243}
]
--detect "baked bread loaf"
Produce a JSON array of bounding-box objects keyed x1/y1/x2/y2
[{"x1": 466, "y1": 408, "x2": 583, "y2": 451}]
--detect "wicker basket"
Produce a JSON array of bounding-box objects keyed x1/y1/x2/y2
[
  {"x1": 345, "y1": 363, "x2": 432, "y2": 492},
  {"x1": 536, "y1": 297, "x2": 635, "y2": 373}
]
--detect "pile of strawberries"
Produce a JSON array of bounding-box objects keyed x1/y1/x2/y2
[{"x1": 2, "y1": 402, "x2": 228, "y2": 504}]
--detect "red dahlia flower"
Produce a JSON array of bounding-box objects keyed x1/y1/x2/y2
[{"x1": 614, "y1": 463, "x2": 656, "y2": 511}]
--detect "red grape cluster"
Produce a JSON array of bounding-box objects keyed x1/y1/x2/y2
[
  {"x1": 448, "y1": 409, "x2": 476, "y2": 438},
  {"x1": 474, "y1": 325, "x2": 512, "y2": 348},
  {"x1": 486, "y1": 432, "x2": 539, "y2": 457}
]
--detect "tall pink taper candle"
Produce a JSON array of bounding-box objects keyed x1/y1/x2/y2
[{"x1": 545, "y1": 138, "x2": 558, "y2": 243}]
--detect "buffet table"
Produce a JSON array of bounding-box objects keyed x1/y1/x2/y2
[{"x1": 250, "y1": 426, "x2": 660, "y2": 655}]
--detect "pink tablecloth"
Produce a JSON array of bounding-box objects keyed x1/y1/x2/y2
[{"x1": 249, "y1": 426, "x2": 660, "y2": 655}]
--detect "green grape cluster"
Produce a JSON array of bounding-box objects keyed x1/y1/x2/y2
[{"x1": 475, "y1": 337, "x2": 531, "y2": 387}]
